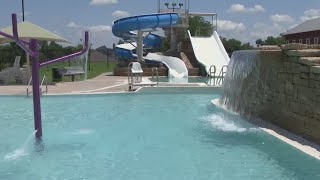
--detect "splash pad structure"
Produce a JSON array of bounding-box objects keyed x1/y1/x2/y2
[{"x1": 0, "y1": 14, "x2": 89, "y2": 138}]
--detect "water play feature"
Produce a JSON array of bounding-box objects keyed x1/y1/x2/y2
[
  {"x1": 113, "y1": 0, "x2": 230, "y2": 82},
  {"x1": 112, "y1": 13, "x2": 189, "y2": 78},
  {"x1": 0, "y1": 14, "x2": 89, "y2": 138},
  {"x1": 219, "y1": 50, "x2": 259, "y2": 113},
  {"x1": 219, "y1": 45, "x2": 320, "y2": 146}
]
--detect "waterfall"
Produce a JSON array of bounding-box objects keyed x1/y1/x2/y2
[{"x1": 219, "y1": 50, "x2": 261, "y2": 115}]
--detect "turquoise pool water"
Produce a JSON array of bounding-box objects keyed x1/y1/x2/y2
[
  {"x1": 0, "y1": 88, "x2": 319, "y2": 179},
  {"x1": 149, "y1": 77, "x2": 206, "y2": 83}
]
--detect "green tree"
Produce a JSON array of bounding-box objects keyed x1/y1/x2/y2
[
  {"x1": 188, "y1": 16, "x2": 212, "y2": 36},
  {"x1": 0, "y1": 41, "x2": 85, "y2": 70},
  {"x1": 256, "y1": 39, "x2": 263, "y2": 46},
  {"x1": 257, "y1": 36, "x2": 285, "y2": 46},
  {"x1": 221, "y1": 37, "x2": 253, "y2": 56},
  {"x1": 0, "y1": 43, "x2": 25, "y2": 70}
]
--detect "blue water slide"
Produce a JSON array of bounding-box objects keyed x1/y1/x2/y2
[
  {"x1": 112, "y1": 13, "x2": 179, "y2": 59},
  {"x1": 112, "y1": 13, "x2": 179, "y2": 39}
]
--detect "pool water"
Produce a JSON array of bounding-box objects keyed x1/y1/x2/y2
[
  {"x1": 149, "y1": 76, "x2": 206, "y2": 83},
  {"x1": 0, "y1": 89, "x2": 319, "y2": 179}
]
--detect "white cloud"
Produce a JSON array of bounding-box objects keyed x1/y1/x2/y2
[
  {"x1": 112, "y1": 10, "x2": 130, "y2": 18},
  {"x1": 90, "y1": 0, "x2": 118, "y2": 5},
  {"x1": 217, "y1": 20, "x2": 246, "y2": 31},
  {"x1": 67, "y1": 21, "x2": 112, "y2": 32},
  {"x1": 227, "y1": 4, "x2": 265, "y2": 13},
  {"x1": 250, "y1": 22, "x2": 287, "y2": 40},
  {"x1": 270, "y1": 14, "x2": 294, "y2": 24},
  {"x1": 66, "y1": 21, "x2": 80, "y2": 28},
  {"x1": 300, "y1": 9, "x2": 320, "y2": 21},
  {"x1": 88, "y1": 25, "x2": 112, "y2": 32}
]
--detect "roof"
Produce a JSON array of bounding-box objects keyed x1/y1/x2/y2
[
  {"x1": 282, "y1": 17, "x2": 320, "y2": 36},
  {"x1": 0, "y1": 21, "x2": 69, "y2": 44}
]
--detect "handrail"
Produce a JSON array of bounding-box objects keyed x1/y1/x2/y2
[
  {"x1": 26, "y1": 76, "x2": 32, "y2": 96},
  {"x1": 216, "y1": 65, "x2": 228, "y2": 86},
  {"x1": 206, "y1": 65, "x2": 216, "y2": 86},
  {"x1": 128, "y1": 62, "x2": 134, "y2": 91},
  {"x1": 27, "y1": 75, "x2": 48, "y2": 96},
  {"x1": 40, "y1": 75, "x2": 48, "y2": 95},
  {"x1": 195, "y1": 26, "x2": 214, "y2": 37},
  {"x1": 152, "y1": 67, "x2": 159, "y2": 86}
]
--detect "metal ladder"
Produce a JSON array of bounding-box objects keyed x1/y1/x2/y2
[
  {"x1": 216, "y1": 65, "x2": 228, "y2": 86},
  {"x1": 205, "y1": 65, "x2": 216, "y2": 86},
  {"x1": 151, "y1": 67, "x2": 159, "y2": 86},
  {"x1": 27, "y1": 75, "x2": 48, "y2": 96}
]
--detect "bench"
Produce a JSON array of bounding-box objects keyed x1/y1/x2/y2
[{"x1": 58, "y1": 67, "x2": 85, "y2": 81}]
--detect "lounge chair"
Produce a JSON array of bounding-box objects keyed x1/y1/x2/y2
[{"x1": 0, "y1": 56, "x2": 21, "y2": 84}]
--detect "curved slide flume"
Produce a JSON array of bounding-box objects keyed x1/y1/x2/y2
[{"x1": 112, "y1": 13, "x2": 188, "y2": 78}]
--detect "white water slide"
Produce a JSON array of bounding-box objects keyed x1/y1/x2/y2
[
  {"x1": 145, "y1": 53, "x2": 188, "y2": 78},
  {"x1": 188, "y1": 30, "x2": 230, "y2": 75}
]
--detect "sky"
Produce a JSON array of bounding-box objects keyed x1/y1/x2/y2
[{"x1": 1, "y1": 0, "x2": 320, "y2": 48}]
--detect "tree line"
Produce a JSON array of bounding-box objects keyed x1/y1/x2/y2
[{"x1": 0, "y1": 42, "x2": 82, "y2": 70}]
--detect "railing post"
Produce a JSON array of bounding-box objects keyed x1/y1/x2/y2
[{"x1": 30, "y1": 39, "x2": 42, "y2": 138}]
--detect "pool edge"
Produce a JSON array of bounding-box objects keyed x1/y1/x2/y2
[{"x1": 211, "y1": 99, "x2": 320, "y2": 160}]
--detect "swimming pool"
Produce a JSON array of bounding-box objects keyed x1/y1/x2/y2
[
  {"x1": 149, "y1": 76, "x2": 206, "y2": 83},
  {"x1": 0, "y1": 88, "x2": 319, "y2": 179}
]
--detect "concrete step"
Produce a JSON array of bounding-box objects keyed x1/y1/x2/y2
[
  {"x1": 299, "y1": 57, "x2": 320, "y2": 66},
  {"x1": 287, "y1": 49, "x2": 320, "y2": 57}
]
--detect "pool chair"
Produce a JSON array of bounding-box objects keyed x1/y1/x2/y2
[
  {"x1": 127, "y1": 62, "x2": 157, "y2": 91},
  {"x1": 0, "y1": 56, "x2": 21, "y2": 84}
]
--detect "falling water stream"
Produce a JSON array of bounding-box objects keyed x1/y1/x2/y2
[
  {"x1": 219, "y1": 50, "x2": 260, "y2": 114},
  {"x1": 4, "y1": 130, "x2": 37, "y2": 161}
]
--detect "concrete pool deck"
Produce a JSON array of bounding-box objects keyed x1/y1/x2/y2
[{"x1": 0, "y1": 73, "x2": 208, "y2": 95}]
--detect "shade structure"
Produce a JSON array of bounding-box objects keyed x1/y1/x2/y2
[{"x1": 0, "y1": 21, "x2": 69, "y2": 44}]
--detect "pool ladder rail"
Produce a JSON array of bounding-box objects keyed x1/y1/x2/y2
[
  {"x1": 205, "y1": 65, "x2": 228, "y2": 86},
  {"x1": 151, "y1": 67, "x2": 159, "y2": 86},
  {"x1": 26, "y1": 75, "x2": 48, "y2": 96},
  {"x1": 127, "y1": 62, "x2": 159, "y2": 91}
]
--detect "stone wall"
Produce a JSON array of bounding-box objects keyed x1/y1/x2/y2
[{"x1": 223, "y1": 44, "x2": 320, "y2": 144}]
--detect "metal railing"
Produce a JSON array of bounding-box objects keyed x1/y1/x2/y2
[
  {"x1": 216, "y1": 65, "x2": 228, "y2": 86},
  {"x1": 205, "y1": 65, "x2": 228, "y2": 86},
  {"x1": 152, "y1": 67, "x2": 159, "y2": 86},
  {"x1": 40, "y1": 75, "x2": 48, "y2": 95},
  {"x1": 27, "y1": 75, "x2": 48, "y2": 96},
  {"x1": 206, "y1": 65, "x2": 216, "y2": 86}
]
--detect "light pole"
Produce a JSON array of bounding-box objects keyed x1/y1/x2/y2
[
  {"x1": 164, "y1": 2, "x2": 183, "y2": 12},
  {"x1": 22, "y1": 0, "x2": 25, "y2": 21}
]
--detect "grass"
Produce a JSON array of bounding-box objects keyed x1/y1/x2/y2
[{"x1": 40, "y1": 61, "x2": 118, "y2": 82}]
